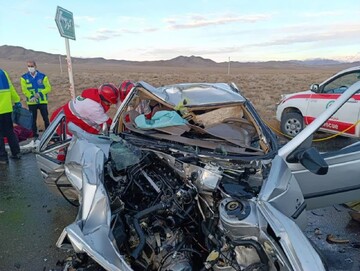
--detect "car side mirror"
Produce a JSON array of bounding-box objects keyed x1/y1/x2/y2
[
  {"x1": 310, "y1": 84, "x2": 320, "y2": 93},
  {"x1": 294, "y1": 147, "x2": 328, "y2": 175}
]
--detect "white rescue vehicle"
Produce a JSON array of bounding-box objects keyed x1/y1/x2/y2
[{"x1": 276, "y1": 66, "x2": 360, "y2": 137}]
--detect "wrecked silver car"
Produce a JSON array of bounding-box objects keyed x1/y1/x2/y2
[{"x1": 36, "y1": 81, "x2": 360, "y2": 270}]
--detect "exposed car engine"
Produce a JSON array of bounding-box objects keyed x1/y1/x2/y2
[{"x1": 105, "y1": 146, "x2": 270, "y2": 271}]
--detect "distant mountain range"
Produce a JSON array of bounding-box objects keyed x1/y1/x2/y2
[{"x1": 1, "y1": 45, "x2": 359, "y2": 68}]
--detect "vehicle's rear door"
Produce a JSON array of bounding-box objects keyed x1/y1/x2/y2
[{"x1": 289, "y1": 142, "x2": 360, "y2": 209}]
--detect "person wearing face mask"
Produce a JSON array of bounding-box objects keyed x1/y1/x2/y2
[{"x1": 20, "y1": 60, "x2": 52, "y2": 138}]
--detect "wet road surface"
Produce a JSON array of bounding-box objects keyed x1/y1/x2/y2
[
  {"x1": 0, "y1": 153, "x2": 77, "y2": 270},
  {"x1": 0, "y1": 152, "x2": 360, "y2": 270},
  {"x1": 306, "y1": 205, "x2": 360, "y2": 270}
]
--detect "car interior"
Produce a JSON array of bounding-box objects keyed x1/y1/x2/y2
[{"x1": 116, "y1": 86, "x2": 270, "y2": 155}]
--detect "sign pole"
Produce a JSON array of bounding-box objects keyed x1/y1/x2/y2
[{"x1": 65, "y1": 38, "x2": 75, "y2": 99}]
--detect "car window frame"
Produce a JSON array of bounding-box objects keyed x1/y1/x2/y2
[{"x1": 320, "y1": 70, "x2": 360, "y2": 94}]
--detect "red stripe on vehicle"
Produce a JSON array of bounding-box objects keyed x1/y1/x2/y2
[
  {"x1": 304, "y1": 116, "x2": 356, "y2": 134},
  {"x1": 284, "y1": 93, "x2": 360, "y2": 103},
  {"x1": 283, "y1": 94, "x2": 312, "y2": 103}
]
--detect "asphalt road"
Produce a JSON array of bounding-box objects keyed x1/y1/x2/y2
[
  {"x1": 306, "y1": 205, "x2": 360, "y2": 271},
  {"x1": 0, "y1": 152, "x2": 359, "y2": 270},
  {"x1": 0, "y1": 153, "x2": 77, "y2": 271}
]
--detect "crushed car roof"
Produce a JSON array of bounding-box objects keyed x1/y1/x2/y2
[{"x1": 138, "y1": 81, "x2": 246, "y2": 106}]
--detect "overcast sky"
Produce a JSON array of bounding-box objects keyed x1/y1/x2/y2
[{"x1": 1, "y1": 0, "x2": 360, "y2": 62}]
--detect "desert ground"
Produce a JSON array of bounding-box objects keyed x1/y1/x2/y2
[{"x1": 2, "y1": 59, "x2": 357, "y2": 149}]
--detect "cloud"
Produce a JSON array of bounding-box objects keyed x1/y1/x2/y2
[
  {"x1": 84, "y1": 25, "x2": 158, "y2": 40},
  {"x1": 250, "y1": 24, "x2": 360, "y2": 47},
  {"x1": 81, "y1": 13, "x2": 270, "y2": 40},
  {"x1": 116, "y1": 16, "x2": 146, "y2": 24},
  {"x1": 138, "y1": 46, "x2": 241, "y2": 60},
  {"x1": 120, "y1": 21, "x2": 360, "y2": 61},
  {"x1": 84, "y1": 28, "x2": 123, "y2": 41},
  {"x1": 302, "y1": 11, "x2": 345, "y2": 18},
  {"x1": 75, "y1": 15, "x2": 150, "y2": 41},
  {"x1": 144, "y1": 28, "x2": 158, "y2": 32},
  {"x1": 75, "y1": 15, "x2": 97, "y2": 22},
  {"x1": 165, "y1": 13, "x2": 271, "y2": 29},
  {"x1": 85, "y1": 35, "x2": 114, "y2": 41},
  {"x1": 113, "y1": 16, "x2": 158, "y2": 33}
]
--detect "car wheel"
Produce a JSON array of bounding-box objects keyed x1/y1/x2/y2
[{"x1": 281, "y1": 112, "x2": 304, "y2": 137}]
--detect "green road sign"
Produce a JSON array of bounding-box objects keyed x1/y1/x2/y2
[{"x1": 55, "y1": 6, "x2": 76, "y2": 40}]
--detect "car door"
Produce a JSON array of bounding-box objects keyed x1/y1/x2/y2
[
  {"x1": 306, "y1": 70, "x2": 360, "y2": 136},
  {"x1": 35, "y1": 112, "x2": 77, "y2": 204},
  {"x1": 288, "y1": 142, "x2": 360, "y2": 210}
]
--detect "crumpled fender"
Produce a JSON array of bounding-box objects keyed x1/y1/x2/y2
[{"x1": 59, "y1": 123, "x2": 131, "y2": 270}]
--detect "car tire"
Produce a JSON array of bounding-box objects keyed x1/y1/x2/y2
[{"x1": 281, "y1": 112, "x2": 304, "y2": 137}]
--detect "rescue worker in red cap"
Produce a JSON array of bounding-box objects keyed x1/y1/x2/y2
[
  {"x1": 50, "y1": 83, "x2": 119, "y2": 161},
  {"x1": 118, "y1": 80, "x2": 162, "y2": 119},
  {"x1": 51, "y1": 83, "x2": 119, "y2": 135},
  {"x1": 118, "y1": 80, "x2": 135, "y2": 103}
]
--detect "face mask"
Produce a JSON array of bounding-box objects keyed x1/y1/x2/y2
[{"x1": 28, "y1": 67, "x2": 36, "y2": 73}]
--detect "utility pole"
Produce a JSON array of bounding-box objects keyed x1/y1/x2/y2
[
  {"x1": 227, "y1": 57, "x2": 231, "y2": 75},
  {"x1": 59, "y1": 55, "x2": 63, "y2": 75}
]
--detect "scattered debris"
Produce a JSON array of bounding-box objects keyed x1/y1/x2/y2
[
  {"x1": 349, "y1": 210, "x2": 360, "y2": 223},
  {"x1": 311, "y1": 210, "x2": 324, "y2": 216},
  {"x1": 345, "y1": 201, "x2": 360, "y2": 211},
  {"x1": 21, "y1": 139, "x2": 40, "y2": 153},
  {"x1": 351, "y1": 242, "x2": 360, "y2": 249},
  {"x1": 326, "y1": 234, "x2": 350, "y2": 244},
  {"x1": 56, "y1": 254, "x2": 101, "y2": 271},
  {"x1": 314, "y1": 228, "x2": 322, "y2": 235}
]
